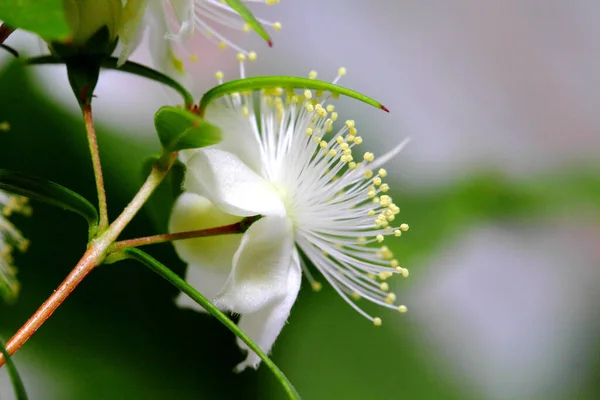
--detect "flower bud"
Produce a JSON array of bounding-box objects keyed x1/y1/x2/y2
[{"x1": 63, "y1": 0, "x2": 123, "y2": 46}]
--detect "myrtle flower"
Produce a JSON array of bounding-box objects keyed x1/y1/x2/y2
[
  {"x1": 0, "y1": 191, "x2": 31, "y2": 303},
  {"x1": 169, "y1": 69, "x2": 410, "y2": 371},
  {"x1": 118, "y1": 0, "x2": 282, "y2": 75}
]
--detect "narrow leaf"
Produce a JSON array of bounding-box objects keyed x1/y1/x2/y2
[
  {"x1": 0, "y1": 169, "x2": 98, "y2": 233},
  {"x1": 0, "y1": 337, "x2": 29, "y2": 400},
  {"x1": 0, "y1": 0, "x2": 70, "y2": 40},
  {"x1": 225, "y1": 0, "x2": 272, "y2": 46},
  {"x1": 101, "y1": 58, "x2": 195, "y2": 108},
  {"x1": 154, "y1": 106, "x2": 222, "y2": 152},
  {"x1": 123, "y1": 248, "x2": 301, "y2": 400},
  {"x1": 199, "y1": 76, "x2": 389, "y2": 115}
]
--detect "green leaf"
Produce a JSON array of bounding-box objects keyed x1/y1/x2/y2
[
  {"x1": 23, "y1": 56, "x2": 196, "y2": 109},
  {"x1": 198, "y1": 76, "x2": 390, "y2": 115},
  {"x1": 225, "y1": 0, "x2": 272, "y2": 46},
  {"x1": 0, "y1": 337, "x2": 29, "y2": 400},
  {"x1": 102, "y1": 58, "x2": 195, "y2": 108},
  {"x1": 154, "y1": 106, "x2": 222, "y2": 152},
  {"x1": 122, "y1": 248, "x2": 301, "y2": 400},
  {"x1": 0, "y1": 0, "x2": 70, "y2": 40},
  {"x1": 0, "y1": 169, "x2": 98, "y2": 235}
]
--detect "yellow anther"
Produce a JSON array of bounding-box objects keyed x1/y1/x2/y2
[
  {"x1": 376, "y1": 234, "x2": 384, "y2": 243},
  {"x1": 368, "y1": 190, "x2": 376, "y2": 199},
  {"x1": 390, "y1": 259, "x2": 399, "y2": 268},
  {"x1": 316, "y1": 89, "x2": 324, "y2": 97},
  {"x1": 319, "y1": 140, "x2": 328, "y2": 149},
  {"x1": 401, "y1": 268, "x2": 409, "y2": 278},
  {"x1": 331, "y1": 112, "x2": 338, "y2": 121},
  {"x1": 364, "y1": 170, "x2": 373, "y2": 179},
  {"x1": 394, "y1": 229, "x2": 401, "y2": 237},
  {"x1": 243, "y1": 23, "x2": 252, "y2": 32},
  {"x1": 367, "y1": 273, "x2": 376, "y2": 280},
  {"x1": 338, "y1": 66, "x2": 347, "y2": 76},
  {"x1": 189, "y1": 53, "x2": 198, "y2": 62},
  {"x1": 363, "y1": 152, "x2": 375, "y2": 162},
  {"x1": 339, "y1": 143, "x2": 349, "y2": 151},
  {"x1": 273, "y1": 22, "x2": 282, "y2": 30},
  {"x1": 348, "y1": 162, "x2": 357, "y2": 170},
  {"x1": 304, "y1": 89, "x2": 312, "y2": 99},
  {"x1": 398, "y1": 305, "x2": 408, "y2": 313},
  {"x1": 248, "y1": 51, "x2": 257, "y2": 61},
  {"x1": 241, "y1": 106, "x2": 249, "y2": 117},
  {"x1": 351, "y1": 291, "x2": 361, "y2": 300},
  {"x1": 218, "y1": 41, "x2": 227, "y2": 50},
  {"x1": 306, "y1": 127, "x2": 313, "y2": 136},
  {"x1": 379, "y1": 195, "x2": 392, "y2": 207},
  {"x1": 308, "y1": 70, "x2": 318, "y2": 79},
  {"x1": 373, "y1": 177, "x2": 382, "y2": 186},
  {"x1": 400, "y1": 223, "x2": 409, "y2": 232},
  {"x1": 385, "y1": 293, "x2": 396, "y2": 304},
  {"x1": 215, "y1": 71, "x2": 224, "y2": 80},
  {"x1": 312, "y1": 282, "x2": 322, "y2": 292},
  {"x1": 378, "y1": 168, "x2": 387, "y2": 177},
  {"x1": 305, "y1": 103, "x2": 314, "y2": 113},
  {"x1": 328, "y1": 149, "x2": 337, "y2": 157},
  {"x1": 368, "y1": 209, "x2": 375, "y2": 217},
  {"x1": 326, "y1": 104, "x2": 335, "y2": 112},
  {"x1": 345, "y1": 120, "x2": 355, "y2": 128},
  {"x1": 266, "y1": 0, "x2": 279, "y2": 4},
  {"x1": 380, "y1": 282, "x2": 389, "y2": 291},
  {"x1": 380, "y1": 183, "x2": 390, "y2": 192},
  {"x1": 354, "y1": 136, "x2": 363, "y2": 145},
  {"x1": 373, "y1": 317, "x2": 382, "y2": 326},
  {"x1": 336, "y1": 136, "x2": 345, "y2": 144},
  {"x1": 236, "y1": 52, "x2": 246, "y2": 61}
]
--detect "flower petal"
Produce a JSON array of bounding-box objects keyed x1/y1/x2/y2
[
  {"x1": 184, "y1": 149, "x2": 286, "y2": 217},
  {"x1": 166, "y1": 0, "x2": 195, "y2": 43},
  {"x1": 116, "y1": 0, "x2": 149, "y2": 66},
  {"x1": 214, "y1": 215, "x2": 295, "y2": 314},
  {"x1": 174, "y1": 264, "x2": 230, "y2": 313},
  {"x1": 205, "y1": 104, "x2": 264, "y2": 173},
  {"x1": 234, "y1": 249, "x2": 302, "y2": 371},
  {"x1": 169, "y1": 192, "x2": 243, "y2": 269},
  {"x1": 144, "y1": 0, "x2": 185, "y2": 76}
]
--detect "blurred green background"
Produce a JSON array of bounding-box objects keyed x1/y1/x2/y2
[{"x1": 2, "y1": 1, "x2": 600, "y2": 399}]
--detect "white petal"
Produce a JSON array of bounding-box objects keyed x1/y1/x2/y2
[
  {"x1": 175, "y1": 264, "x2": 229, "y2": 313},
  {"x1": 234, "y1": 249, "x2": 302, "y2": 371},
  {"x1": 169, "y1": 192, "x2": 243, "y2": 270},
  {"x1": 145, "y1": 1, "x2": 185, "y2": 76},
  {"x1": 166, "y1": 0, "x2": 195, "y2": 42},
  {"x1": 184, "y1": 149, "x2": 286, "y2": 217},
  {"x1": 205, "y1": 103, "x2": 263, "y2": 174},
  {"x1": 214, "y1": 215, "x2": 294, "y2": 314},
  {"x1": 116, "y1": 0, "x2": 149, "y2": 66}
]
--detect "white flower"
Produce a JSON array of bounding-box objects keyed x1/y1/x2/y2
[
  {"x1": 117, "y1": 0, "x2": 282, "y2": 75},
  {"x1": 0, "y1": 191, "x2": 30, "y2": 303},
  {"x1": 169, "y1": 69, "x2": 410, "y2": 371}
]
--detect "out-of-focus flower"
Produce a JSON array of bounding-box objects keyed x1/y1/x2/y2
[
  {"x1": 169, "y1": 69, "x2": 410, "y2": 370},
  {"x1": 63, "y1": 0, "x2": 124, "y2": 46},
  {"x1": 0, "y1": 191, "x2": 31, "y2": 303},
  {"x1": 118, "y1": 0, "x2": 282, "y2": 76}
]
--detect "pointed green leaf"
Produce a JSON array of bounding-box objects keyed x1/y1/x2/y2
[
  {"x1": 225, "y1": 0, "x2": 272, "y2": 46},
  {"x1": 0, "y1": 0, "x2": 70, "y2": 40},
  {"x1": 0, "y1": 337, "x2": 29, "y2": 400},
  {"x1": 122, "y1": 248, "x2": 301, "y2": 400},
  {"x1": 102, "y1": 58, "x2": 195, "y2": 108},
  {"x1": 198, "y1": 76, "x2": 390, "y2": 115},
  {"x1": 0, "y1": 169, "x2": 98, "y2": 233},
  {"x1": 154, "y1": 106, "x2": 222, "y2": 152}
]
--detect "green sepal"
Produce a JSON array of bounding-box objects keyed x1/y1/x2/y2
[
  {"x1": 0, "y1": 169, "x2": 99, "y2": 237},
  {"x1": 198, "y1": 76, "x2": 390, "y2": 115},
  {"x1": 65, "y1": 59, "x2": 100, "y2": 106},
  {"x1": 154, "y1": 106, "x2": 222, "y2": 153},
  {"x1": 0, "y1": 337, "x2": 29, "y2": 400},
  {"x1": 0, "y1": 0, "x2": 70, "y2": 40},
  {"x1": 121, "y1": 248, "x2": 301, "y2": 400},
  {"x1": 225, "y1": 0, "x2": 272, "y2": 46}
]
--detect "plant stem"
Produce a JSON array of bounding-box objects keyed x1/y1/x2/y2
[
  {"x1": 0, "y1": 158, "x2": 175, "y2": 367},
  {"x1": 110, "y1": 219, "x2": 255, "y2": 252},
  {"x1": 82, "y1": 104, "x2": 108, "y2": 231}
]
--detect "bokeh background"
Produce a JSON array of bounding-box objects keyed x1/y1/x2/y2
[{"x1": 2, "y1": 1, "x2": 600, "y2": 399}]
